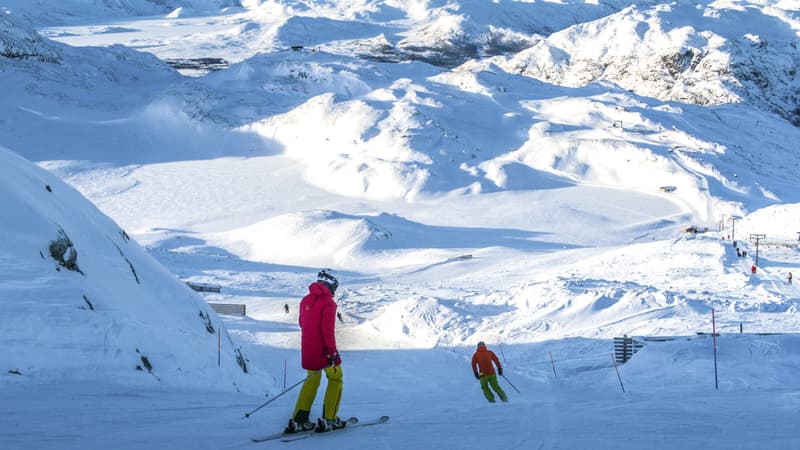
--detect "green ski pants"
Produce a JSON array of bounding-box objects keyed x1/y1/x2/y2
[{"x1": 479, "y1": 374, "x2": 508, "y2": 403}]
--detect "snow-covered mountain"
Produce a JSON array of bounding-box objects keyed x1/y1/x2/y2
[
  {"x1": 1, "y1": 1, "x2": 800, "y2": 448},
  {"x1": 2, "y1": 0, "x2": 798, "y2": 367},
  {"x1": 1, "y1": 0, "x2": 242, "y2": 25},
  {"x1": 496, "y1": 2, "x2": 800, "y2": 125}
]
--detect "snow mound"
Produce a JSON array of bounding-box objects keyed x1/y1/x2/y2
[
  {"x1": 0, "y1": 146, "x2": 256, "y2": 392},
  {"x1": 214, "y1": 210, "x2": 392, "y2": 267},
  {"x1": 737, "y1": 203, "x2": 800, "y2": 243},
  {"x1": 244, "y1": 91, "x2": 431, "y2": 200},
  {"x1": 362, "y1": 297, "x2": 465, "y2": 348}
]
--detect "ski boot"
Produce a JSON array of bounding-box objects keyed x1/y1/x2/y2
[
  {"x1": 315, "y1": 416, "x2": 347, "y2": 432},
  {"x1": 284, "y1": 410, "x2": 315, "y2": 434}
]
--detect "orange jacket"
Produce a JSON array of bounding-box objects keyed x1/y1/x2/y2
[{"x1": 471, "y1": 346, "x2": 501, "y2": 377}]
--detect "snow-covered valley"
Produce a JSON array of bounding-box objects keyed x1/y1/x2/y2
[{"x1": 1, "y1": 1, "x2": 800, "y2": 448}]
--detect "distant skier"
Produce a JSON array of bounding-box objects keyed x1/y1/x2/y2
[
  {"x1": 284, "y1": 303, "x2": 290, "y2": 314},
  {"x1": 789, "y1": 272, "x2": 793, "y2": 285},
  {"x1": 751, "y1": 264, "x2": 757, "y2": 274},
  {"x1": 471, "y1": 342, "x2": 508, "y2": 403},
  {"x1": 337, "y1": 312, "x2": 344, "y2": 323},
  {"x1": 285, "y1": 269, "x2": 346, "y2": 434}
]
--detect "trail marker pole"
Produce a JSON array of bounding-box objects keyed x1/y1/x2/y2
[
  {"x1": 283, "y1": 359, "x2": 287, "y2": 390},
  {"x1": 611, "y1": 353, "x2": 625, "y2": 393},
  {"x1": 497, "y1": 339, "x2": 507, "y2": 363},
  {"x1": 549, "y1": 352, "x2": 558, "y2": 379},
  {"x1": 217, "y1": 328, "x2": 221, "y2": 367},
  {"x1": 712, "y1": 308, "x2": 719, "y2": 390}
]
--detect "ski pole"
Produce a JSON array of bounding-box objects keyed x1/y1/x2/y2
[
  {"x1": 243, "y1": 375, "x2": 309, "y2": 419},
  {"x1": 611, "y1": 352, "x2": 625, "y2": 393},
  {"x1": 501, "y1": 374, "x2": 520, "y2": 393}
]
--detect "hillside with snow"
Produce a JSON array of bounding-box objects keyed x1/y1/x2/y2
[
  {"x1": 1, "y1": 1, "x2": 800, "y2": 449},
  {"x1": 0, "y1": 145, "x2": 255, "y2": 391},
  {"x1": 497, "y1": 2, "x2": 800, "y2": 125}
]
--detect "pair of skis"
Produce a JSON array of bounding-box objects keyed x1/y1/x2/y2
[{"x1": 251, "y1": 415, "x2": 389, "y2": 443}]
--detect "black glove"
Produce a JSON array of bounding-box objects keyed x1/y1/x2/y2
[
  {"x1": 474, "y1": 372, "x2": 480, "y2": 380},
  {"x1": 498, "y1": 367, "x2": 503, "y2": 376},
  {"x1": 327, "y1": 352, "x2": 341, "y2": 367}
]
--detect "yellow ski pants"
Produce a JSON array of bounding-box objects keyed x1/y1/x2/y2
[{"x1": 292, "y1": 365, "x2": 343, "y2": 420}]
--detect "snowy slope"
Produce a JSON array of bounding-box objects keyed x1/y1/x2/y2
[{"x1": 0, "y1": 145, "x2": 257, "y2": 392}]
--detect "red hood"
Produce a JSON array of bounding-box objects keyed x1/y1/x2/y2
[{"x1": 309, "y1": 281, "x2": 332, "y2": 297}]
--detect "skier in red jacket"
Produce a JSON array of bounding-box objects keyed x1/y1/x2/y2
[
  {"x1": 285, "y1": 270, "x2": 346, "y2": 433},
  {"x1": 471, "y1": 342, "x2": 508, "y2": 403}
]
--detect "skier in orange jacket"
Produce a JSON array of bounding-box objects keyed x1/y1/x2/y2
[{"x1": 471, "y1": 342, "x2": 508, "y2": 403}]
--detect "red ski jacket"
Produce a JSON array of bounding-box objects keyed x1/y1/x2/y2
[
  {"x1": 299, "y1": 281, "x2": 339, "y2": 370},
  {"x1": 472, "y1": 346, "x2": 502, "y2": 377}
]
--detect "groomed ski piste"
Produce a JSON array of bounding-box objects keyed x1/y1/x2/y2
[{"x1": 1, "y1": 1, "x2": 800, "y2": 449}]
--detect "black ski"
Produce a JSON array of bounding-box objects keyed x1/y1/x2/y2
[
  {"x1": 251, "y1": 430, "x2": 306, "y2": 443},
  {"x1": 251, "y1": 417, "x2": 357, "y2": 443},
  {"x1": 280, "y1": 416, "x2": 389, "y2": 442}
]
